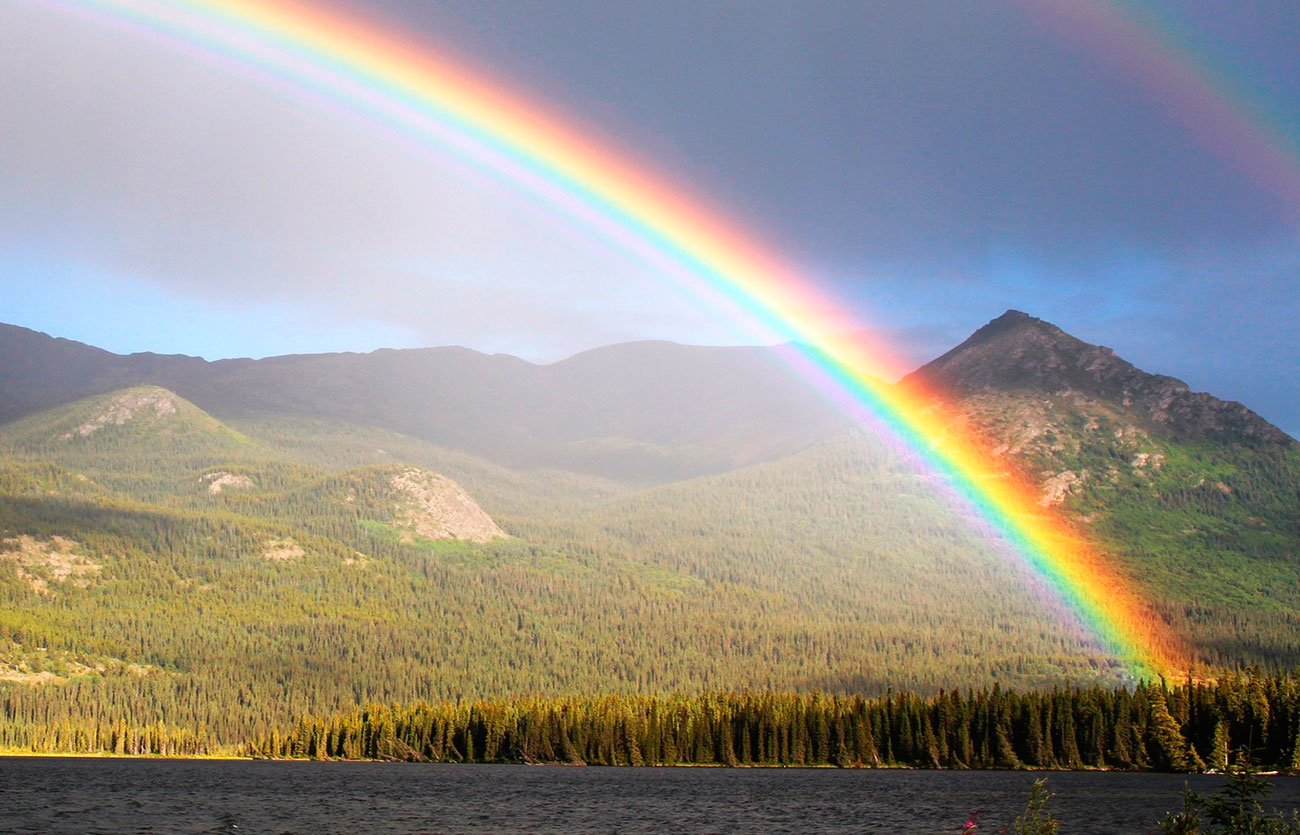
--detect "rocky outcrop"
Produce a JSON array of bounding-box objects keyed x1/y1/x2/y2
[
  {"x1": 259, "y1": 539, "x2": 305, "y2": 561},
  {"x1": 0, "y1": 535, "x2": 102, "y2": 595},
  {"x1": 204, "y1": 471, "x2": 256, "y2": 494},
  {"x1": 389, "y1": 468, "x2": 505, "y2": 543}
]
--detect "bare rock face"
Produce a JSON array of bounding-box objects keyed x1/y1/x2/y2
[
  {"x1": 203, "y1": 472, "x2": 256, "y2": 494},
  {"x1": 389, "y1": 468, "x2": 505, "y2": 543},
  {"x1": 908, "y1": 311, "x2": 1294, "y2": 447},
  {"x1": 259, "y1": 539, "x2": 305, "y2": 562},
  {"x1": 0, "y1": 535, "x2": 102, "y2": 595},
  {"x1": 1039, "y1": 470, "x2": 1083, "y2": 507}
]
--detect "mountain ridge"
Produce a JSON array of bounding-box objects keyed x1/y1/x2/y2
[
  {"x1": 3, "y1": 313, "x2": 1291, "y2": 455},
  {"x1": 0, "y1": 322, "x2": 852, "y2": 481},
  {"x1": 906, "y1": 310, "x2": 1293, "y2": 447}
]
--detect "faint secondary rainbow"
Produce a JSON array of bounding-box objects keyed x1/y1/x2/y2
[
  {"x1": 46, "y1": 0, "x2": 1195, "y2": 677},
  {"x1": 1010, "y1": 0, "x2": 1300, "y2": 220}
]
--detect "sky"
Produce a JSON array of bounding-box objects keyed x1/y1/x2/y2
[{"x1": 1, "y1": 0, "x2": 1298, "y2": 435}]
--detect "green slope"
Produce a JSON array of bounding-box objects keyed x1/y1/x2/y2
[
  {"x1": 0, "y1": 386, "x2": 271, "y2": 502},
  {"x1": 223, "y1": 412, "x2": 636, "y2": 521},
  {"x1": 1, "y1": 394, "x2": 1172, "y2": 751},
  {"x1": 950, "y1": 390, "x2": 1300, "y2": 667}
]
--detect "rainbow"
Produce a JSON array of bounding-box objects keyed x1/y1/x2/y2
[
  {"x1": 39, "y1": 0, "x2": 1208, "y2": 678},
  {"x1": 1011, "y1": 0, "x2": 1300, "y2": 220}
]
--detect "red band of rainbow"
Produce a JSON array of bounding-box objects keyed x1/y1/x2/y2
[{"x1": 44, "y1": 0, "x2": 1205, "y2": 678}]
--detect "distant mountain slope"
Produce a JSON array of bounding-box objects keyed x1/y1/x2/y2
[
  {"x1": 0, "y1": 323, "x2": 848, "y2": 481},
  {"x1": 0, "y1": 324, "x2": 207, "y2": 423},
  {"x1": 0, "y1": 386, "x2": 267, "y2": 501},
  {"x1": 168, "y1": 340, "x2": 849, "y2": 481},
  {"x1": 0, "y1": 385, "x2": 251, "y2": 452},
  {"x1": 0, "y1": 386, "x2": 508, "y2": 544},
  {"x1": 251, "y1": 464, "x2": 508, "y2": 544},
  {"x1": 220, "y1": 412, "x2": 634, "y2": 524}
]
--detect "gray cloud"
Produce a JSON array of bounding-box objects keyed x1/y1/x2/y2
[
  {"x1": 369, "y1": 0, "x2": 1296, "y2": 259},
  {"x1": 0, "y1": 2, "x2": 752, "y2": 357}
]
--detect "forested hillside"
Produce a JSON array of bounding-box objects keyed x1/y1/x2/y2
[
  {"x1": 0, "y1": 313, "x2": 1296, "y2": 755},
  {"x1": 0, "y1": 394, "x2": 1127, "y2": 751},
  {"x1": 906, "y1": 311, "x2": 1300, "y2": 668}
]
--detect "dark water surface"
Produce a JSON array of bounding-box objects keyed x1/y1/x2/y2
[{"x1": 3, "y1": 758, "x2": 1300, "y2": 834}]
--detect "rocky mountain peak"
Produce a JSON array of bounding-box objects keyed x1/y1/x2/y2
[
  {"x1": 907, "y1": 311, "x2": 1294, "y2": 447},
  {"x1": 961, "y1": 308, "x2": 1038, "y2": 342}
]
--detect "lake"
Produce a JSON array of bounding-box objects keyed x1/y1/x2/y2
[{"x1": 3, "y1": 758, "x2": 1299, "y2": 834}]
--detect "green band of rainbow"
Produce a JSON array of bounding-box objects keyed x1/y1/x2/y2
[{"x1": 44, "y1": 0, "x2": 1201, "y2": 678}]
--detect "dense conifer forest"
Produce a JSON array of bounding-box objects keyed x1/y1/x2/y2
[
  {"x1": 0, "y1": 394, "x2": 1161, "y2": 751},
  {"x1": 5, "y1": 671, "x2": 1299, "y2": 771},
  {"x1": 250, "y1": 672, "x2": 1300, "y2": 772}
]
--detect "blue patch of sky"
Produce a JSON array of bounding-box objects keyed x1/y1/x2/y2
[
  {"x1": 0, "y1": 251, "x2": 421, "y2": 360},
  {"x1": 828, "y1": 242, "x2": 1299, "y2": 436}
]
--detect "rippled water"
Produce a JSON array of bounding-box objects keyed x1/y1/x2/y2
[{"x1": 3, "y1": 758, "x2": 1299, "y2": 834}]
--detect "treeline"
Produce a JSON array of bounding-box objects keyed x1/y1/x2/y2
[
  {"x1": 0, "y1": 711, "x2": 217, "y2": 757},
  {"x1": 252, "y1": 672, "x2": 1300, "y2": 772}
]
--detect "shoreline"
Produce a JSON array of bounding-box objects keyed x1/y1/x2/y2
[
  {"x1": 0, "y1": 750, "x2": 250, "y2": 761},
  {"x1": 4, "y1": 752, "x2": 1277, "y2": 776}
]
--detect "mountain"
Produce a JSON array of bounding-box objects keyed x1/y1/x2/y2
[
  {"x1": 908, "y1": 310, "x2": 1293, "y2": 446},
  {"x1": 0, "y1": 313, "x2": 1297, "y2": 755},
  {"x1": 0, "y1": 323, "x2": 849, "y2": 482},
  {"x1": 6, "y1": 314, "x2": 1288, "y2": 484},
  {"x1": 287, "y1": 464, "x2": 507, "y2": 544},
  {"x1": 0, "y1": 385, "x2": 252, "y2": 452},
  {"x1": 0, "y1": 324, "x2": 208, "y2": 423},
  {"x1": 0, "y1": 385, "x2": 269, "y2": 502},
  {"x1": 905, "y1": 311, "x2": 1300, "y2": 666}
]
